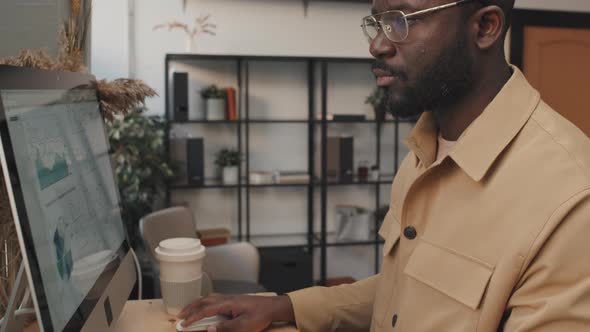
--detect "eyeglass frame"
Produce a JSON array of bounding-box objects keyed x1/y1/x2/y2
[{"x1": 361, "y1": 0, "x2": 476, "y2": 43}]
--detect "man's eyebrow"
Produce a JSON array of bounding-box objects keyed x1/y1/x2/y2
[{"x1": 371, "y1": 3, "x2": 415, "y2": 15}]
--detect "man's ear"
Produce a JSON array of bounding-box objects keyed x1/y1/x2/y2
[{"x1": 472, "y1": 5, "x2": 505, "y2": 50}]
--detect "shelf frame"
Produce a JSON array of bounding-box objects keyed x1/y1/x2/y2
[{"x1": 164, "y1": 53, "x2": 413, "y2": 286}]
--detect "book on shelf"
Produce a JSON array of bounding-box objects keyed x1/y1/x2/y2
[
  {"x1": 332, "y1": 114, "x2": 366, "y2": 121},
  {"x1": 275, "y1": 172, "x2": 310, "y2": 184},
  {"x1": 197, "y1": 227, "x2": 231, "y2": 246},
  {"x1": 225, "y1": 87, "x2": 237, "y2": 121},
  {"x1": 249, "y1": 171, "x2": 274, "y2": 184}
]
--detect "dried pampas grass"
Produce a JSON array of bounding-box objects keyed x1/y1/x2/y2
[
  {"x1": 153, "y1": 14, "x2": 217, "y2": 39},
  {"x1": 59, "y1": 0, "x2": 91, "y2": 73},
  {"x1": 0, "y1": 172, "x2": 20, "y2": 319},
  {"x1": 0, "y1": 49, "x2": 59, "y2": 71},
  {"x1": 94, "y1": 79, "x2": 157, "y2": 122}
]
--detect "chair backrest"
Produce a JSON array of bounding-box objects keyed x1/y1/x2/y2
[
  {"x1": 139, "y1": 206, "x2": 197, "y2": 259},
  {"x1": 204, "y1": 242, "x2": 260, "y2": 283}
]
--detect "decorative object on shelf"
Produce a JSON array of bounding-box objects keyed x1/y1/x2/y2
[
  {"x1": 107, "y1": 110, "x2": 175, "y2": 249},
  {"x1": 249, "y1": 171, "x2": 274, "y2": 185},
  {"x1": 333, "y1": 114, "x2": 366, "y2": 122},
  {"x1": 274, "y1": 172, "x2": 310, "y2": 184},
  {"x1": 365, "y1": 87, "x2": 387, "y2": 122},
  {"x1": 201, "y1": 85, "x2": 227, "y2": 121},
  {"x1": 358, "y1": 160, "x2": 370, "y2": 182},
  {"x1": 197, "y1": 227, "x2": 231, "y2": 246},
  {"x1": 225, "y1": 87, "x2": 237, "y2": 121},
  {"x1": 153, "y1": 15, "x2": 217, "y2": 53},
  {"x1": 214, "y1": 148, "x2": 241, "y2": 185},
  {"x1": 170, "y1": 136, "x2": 205, "y2": 186},
  {"x1": 370, "y1": 165, "x2": 380, "y2": 181},
  {"x1": 335, "y1": 205, "x2": 374, "y2": 241},
  {"x1": 324, "y1": 136, "x2": 354, "y2": 182},
  {"x1": 0, "y1": 0, "x2": 157, "y2": 313},
  {"x1": 172, "y1": 72, "x2": 189, "y2": 121}
]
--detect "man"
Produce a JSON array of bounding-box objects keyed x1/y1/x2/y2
[{"x1": 179, "y1": 0, "x2": 590, "y2": 331}]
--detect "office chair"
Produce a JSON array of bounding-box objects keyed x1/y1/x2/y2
[{"x1": 139, "y1": 206, "x2": 263, "y2": 297}]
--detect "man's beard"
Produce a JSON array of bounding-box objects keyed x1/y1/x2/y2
[{"x1": 375, "y1": 33, "x2": 476, "y2": 119}]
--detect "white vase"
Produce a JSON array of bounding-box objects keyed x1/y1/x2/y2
[
  {"x1": 185, "y1": 37, "x2": 195, "y2": 53},
  {"x1": 222, "y1": 166, "x2": 238, "y2": 185},
  {"x1": 206, "y1": 98, "x2": 226, "y2": 121}
]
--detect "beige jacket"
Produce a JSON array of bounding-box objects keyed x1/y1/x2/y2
[{"x1": 288, "y1": 67, "x2": 590, "y2": 331}]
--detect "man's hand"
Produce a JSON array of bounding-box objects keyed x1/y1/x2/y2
[{"x1": 178, "y1": 294, "x2": 295, "y2": 332}]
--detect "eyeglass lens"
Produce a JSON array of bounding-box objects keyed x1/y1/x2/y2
[{"x1": 363, "y1": 11, "x2": 409, "y2": 43}]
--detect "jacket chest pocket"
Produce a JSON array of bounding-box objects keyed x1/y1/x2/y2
[{"x1": 400, "y1": 240, "x2": 494, "y2": 331}]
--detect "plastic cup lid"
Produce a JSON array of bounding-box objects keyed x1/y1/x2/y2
[{"x1": 155, "y1": 237, "x2": 205, "y2": 262}]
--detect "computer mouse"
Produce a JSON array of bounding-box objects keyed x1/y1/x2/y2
[{"x1": 176, "y1": 315, "x2": 230, "y2": 331}]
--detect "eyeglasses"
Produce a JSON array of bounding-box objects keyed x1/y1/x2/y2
[{"x1": 361, "y1": 0, "x2": 475, "y2": 43}]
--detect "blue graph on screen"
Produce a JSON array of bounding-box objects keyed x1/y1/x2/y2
[
  {"x1": 35, "y1": 149, "x2": 70, "y2": 190},
  {"x1": 54, "y1": 225, "x2": 73, "y2": 280}
]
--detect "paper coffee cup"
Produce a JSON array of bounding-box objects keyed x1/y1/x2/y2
[{"x1": 155, "y1": 238, "x2": 206, "y2": 315}]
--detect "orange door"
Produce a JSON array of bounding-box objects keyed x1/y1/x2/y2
[{"x1": 522, "y1": 26, "x2": 590, "y2": 137}]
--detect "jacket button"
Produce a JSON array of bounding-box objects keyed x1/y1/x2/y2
[
  {"x1": 404, "y1": 226, "x2": 417, "y2": 240},
  {"x1": 392, "y1": 314, "x2": 398, "y2": 328}
]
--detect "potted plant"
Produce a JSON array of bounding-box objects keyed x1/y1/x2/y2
[
  {"x1": 107, "y1": 109, "x2": 175, "y2": 249},
  {"x1": 201, "y1": 85, "x2": 227, "y2": 121},
  {"x1": 365, "y1": 87, "x2": 387, "y2": 122},
  {"x1": 214, "y1": 148, "x2": 241, "y2": 185}
]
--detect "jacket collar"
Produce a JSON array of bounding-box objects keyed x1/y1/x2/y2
[{"x1": 403, "y1": 66, "x2": 541, "y2": 182}]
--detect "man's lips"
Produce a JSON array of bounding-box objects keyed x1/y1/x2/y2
[
  {"x1": 376, "y1": 76, "x2": 396, "y2": 86},
  {"x1": 372, "y1": 69, "x2": 398, "y2": 87}
]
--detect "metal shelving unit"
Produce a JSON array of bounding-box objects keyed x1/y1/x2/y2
[{"x1": 164, "y1": 53, "x2": 407, "y2": 285}]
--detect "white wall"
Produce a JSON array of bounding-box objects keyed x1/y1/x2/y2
[{"x1": 90, "y1": 0, "x2": 130, "y2": 80}]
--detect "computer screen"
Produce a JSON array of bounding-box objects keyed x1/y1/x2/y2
[{"x1": 0, "y1": 66, "x2": 135, "y2": 332}]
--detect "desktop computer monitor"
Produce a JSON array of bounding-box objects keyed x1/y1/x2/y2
[{"x1": 0, "y1": 66, "x2": 136, "y2": 331}]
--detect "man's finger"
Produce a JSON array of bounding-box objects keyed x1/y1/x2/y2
[
  {"x1": 179, "y1": 295, "x2": 224, "y2": 318},
  {"x1": 178, "y1": 298, "x2": 207, "y2": 318},
  {"x1": 182, "y1": 302, "x2": 232, "y2": 327}
]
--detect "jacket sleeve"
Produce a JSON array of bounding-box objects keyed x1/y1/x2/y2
[
  {"x1": 287, "y1": 274, "x2": 379, "y2": 332},
  {"x1": 504, "y1": 190, "x2": 590, "y2": 331}
]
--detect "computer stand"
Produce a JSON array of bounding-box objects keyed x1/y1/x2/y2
[{"x1": 1, "y1": 263, "x2": 36, "y2": 332}]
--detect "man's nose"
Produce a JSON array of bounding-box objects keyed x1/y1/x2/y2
[{"x1": 369, "y1": 31, "x2": 397, "y2": 59}]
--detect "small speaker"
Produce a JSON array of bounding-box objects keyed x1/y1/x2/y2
[
  {"x1": 172, "y1": 72, "x2": 188, "y2": 122},
  {"x1": 169, "y1": 137, "x2": 204, "y2": 186},
  {"x1": 169, "y1": 138, "x2": 188, "y2": 185},
  {"x1": 187, "y1": 138, "x2": 204, "y2": 186},
  {"x1": 326, "y1": 136, "x2": 354, "y2": 182}
]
